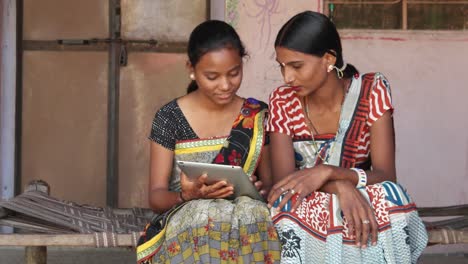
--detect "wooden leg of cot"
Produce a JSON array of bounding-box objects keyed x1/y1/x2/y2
[
  {"x1": 24, "y1": 180, "x2": 50, "y2": 263},
  {"x1": 25, "y1": 246, "x2": 47, "y2": 264}
]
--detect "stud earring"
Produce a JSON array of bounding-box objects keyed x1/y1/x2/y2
[
  {"x1": 189, "y1": 73, "x2": 195, "y2": 80},
  {"x1": 327, "y1": 65, "x2": 334, "y2": 73}
]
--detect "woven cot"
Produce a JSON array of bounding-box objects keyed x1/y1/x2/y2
[
  {"x1": 1, "y1": 188, "x2": 467, "y2": 246},
  {"x1": 0, "y1": 190, "x2": 152, "y2": 247},
  {"x1": 418, "y1": 205, "x2": 468, "y2": 245}
]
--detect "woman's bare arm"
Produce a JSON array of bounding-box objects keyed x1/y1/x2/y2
[
  {"x1": 269, "y1": 132, "x2": 296, "y2": 183},
  {"x1": 148, "y1": 141, "x2": 182, "y2": 214},
  {"x1": 255, "y1": 145, "x2": 274, "y2": 195}
]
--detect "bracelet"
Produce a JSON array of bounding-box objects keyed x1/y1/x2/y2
[{"x1": 351, "y1": 168, "x2": 367, "y2": 188}]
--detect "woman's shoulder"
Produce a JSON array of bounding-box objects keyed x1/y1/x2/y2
[
  {"x1": 373, "y1": 72, "x2": 391, "y2": 87},
  {"x1": 268, "y1": 85, "x2": 298, "y2": 102},
  {"x1": 360, "y1": 72, "x2": 393, "y2": 125},
  {"x1": 359, "y1": 72, "x2": 392, "y2": 96},
  {"x1": 361, "y1": 72, "x2": 390, "y2": 84},
  {"x1": 158, "y1": 98, "x2": 178, "y2": 111},
  {"x1": 155, "y1": 99, "x2": 181, "y2": 118},
  {"x1": 151, "y1": 99, "x2": 187, "y2": 128}
]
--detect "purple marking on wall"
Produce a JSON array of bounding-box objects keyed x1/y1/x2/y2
[{"x1": 245, "y1": 0, "x2": 281, "y2": 49}]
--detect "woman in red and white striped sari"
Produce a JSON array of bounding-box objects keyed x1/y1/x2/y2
[{"x1": 266, "y1": 11, "x2": 428, "y2": 264}]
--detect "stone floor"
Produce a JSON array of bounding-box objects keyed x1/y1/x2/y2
[{"x1": 0, "y1": 246, "x2": 467, "y2": 264}]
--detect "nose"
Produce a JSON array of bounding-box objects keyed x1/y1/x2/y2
[
  {"x1": 283, "y1": 68, "x2": 295, "y2": 85},
  {"x1": 220, "y1": 76, "x2": 231, "y2": 91}
]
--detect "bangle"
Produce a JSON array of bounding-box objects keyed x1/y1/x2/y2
[
  {"x1": 351, "y1": 168, "x2": 367, "y2": 188},
  {"x1": 179, "y1": 192, "x2": 187, "y2": 203}
]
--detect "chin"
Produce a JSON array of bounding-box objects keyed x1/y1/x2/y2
[
  {"x1": 294, "y1": 89, "x2": 309, "y2": 97},
  {"x1": 213, "y1": 96, "x2": 234, "y2": 105}
]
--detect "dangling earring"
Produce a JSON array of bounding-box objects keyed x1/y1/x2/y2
[
  {"x1": 330, "y1": 63, "x2": 348, "y2": 79},
  {"x1": 189, "y1": 73, "x2": 195, "y2": 80}
]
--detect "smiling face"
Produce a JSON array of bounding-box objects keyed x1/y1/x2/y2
[
  {"x1": 275, "y1": 46, "x2": 336, "y2": 97},
  {"x1": 189, "y1": 47, "x2": 243, "y2": 105}
]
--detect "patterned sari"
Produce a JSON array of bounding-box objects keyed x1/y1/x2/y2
[
  {"x1": 137, "y1": 98, "x2": 281, "y2": 264},
  {"x1": 268, "y1": 74, "x2": 428, "y2": 264}
]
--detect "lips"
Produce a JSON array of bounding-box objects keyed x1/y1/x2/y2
[{"x1": 216, "y1": 93, "x2": 232, "y2": 100}]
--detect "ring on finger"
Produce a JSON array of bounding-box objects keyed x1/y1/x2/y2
[
  {"x1": 280, "y1": 188, "x2": 289, "y2": 195},
  {"x1": 362, "y1": 219, "x2": 370, "y2": 224},
  {"x1": 290, "y1": 188, "x2": 296, "y2": 195}
]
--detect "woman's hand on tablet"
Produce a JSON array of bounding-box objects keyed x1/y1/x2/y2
[
  {"x1": 250, "y1": 175, "x2": 267, "y2": 198},
  {"x1": 180, "y1": 172, "x2": 234, "y2": 200}
]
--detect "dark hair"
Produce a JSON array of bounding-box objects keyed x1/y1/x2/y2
[
  {"x1": 186, "y1": 20, "x2": 248, "y2": 93},
  {"x1": 275, "y1": 11, "x2": 358, "y2": 78}
]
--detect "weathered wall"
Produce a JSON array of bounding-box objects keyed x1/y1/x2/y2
[
  {"x1": 19, "y1": 1, "x2": 205, "y2": 207},
  {"x1": 118, "y1": 0, "x2": 206, "y2": 208},
  {"x1": 118, "y1": 53, "x2": 188, "y2": 208},
  {"x1": 21, "y1": 51, "x2": 108, "y2": 205},
  {"x1": 20, "y1": 1, "x2": 109, "y2": 205}
]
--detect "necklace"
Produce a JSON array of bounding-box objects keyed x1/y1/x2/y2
[
  {"x1": 302, "y1": 81, "x2": 349, "y2": 164},
  {"x1": 302, "y1": 96, "x2": 336, "y2": 164}
]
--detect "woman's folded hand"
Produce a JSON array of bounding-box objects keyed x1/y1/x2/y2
[
  {"x1": 267, "y1": 165, "x2": 330, "y2": 211},
  {"x1": 335, "y1": 180, "x2": 378, "y2": 248}
]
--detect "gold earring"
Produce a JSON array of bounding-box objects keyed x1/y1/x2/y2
[{"x1": 189, "y1": 73, "x2": 195, "y2": 80}]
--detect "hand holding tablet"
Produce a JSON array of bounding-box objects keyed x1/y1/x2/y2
[{"x1": 177, "y1": 160, "x2": 264, "y2": 201}]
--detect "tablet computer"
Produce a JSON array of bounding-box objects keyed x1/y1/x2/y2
[{"x1": 176, "y1": 160, "x2": 264, "y2": 201}]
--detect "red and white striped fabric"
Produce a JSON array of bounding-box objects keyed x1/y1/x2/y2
[
  {"x1": 266, "y1": 86, "x2": 309, "y2": 137},
  {"x1": 266, "y1": 74, "x2": 393, "y2": 164},
  {"x1": 368, "y1": 75, "x2": 393, "y2": 126}
]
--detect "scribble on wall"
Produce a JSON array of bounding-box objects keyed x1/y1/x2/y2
[
  {"x1": 230, "y1": 0, "x2": 324, "y2": 102},
  {"x1": 243, "y1": 0, "x2": 281, "y2": 49}
]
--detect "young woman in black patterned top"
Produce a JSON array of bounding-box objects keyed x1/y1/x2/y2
[{"x1": 136, "y1": 20, "x2": 281, "y2": 264}]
